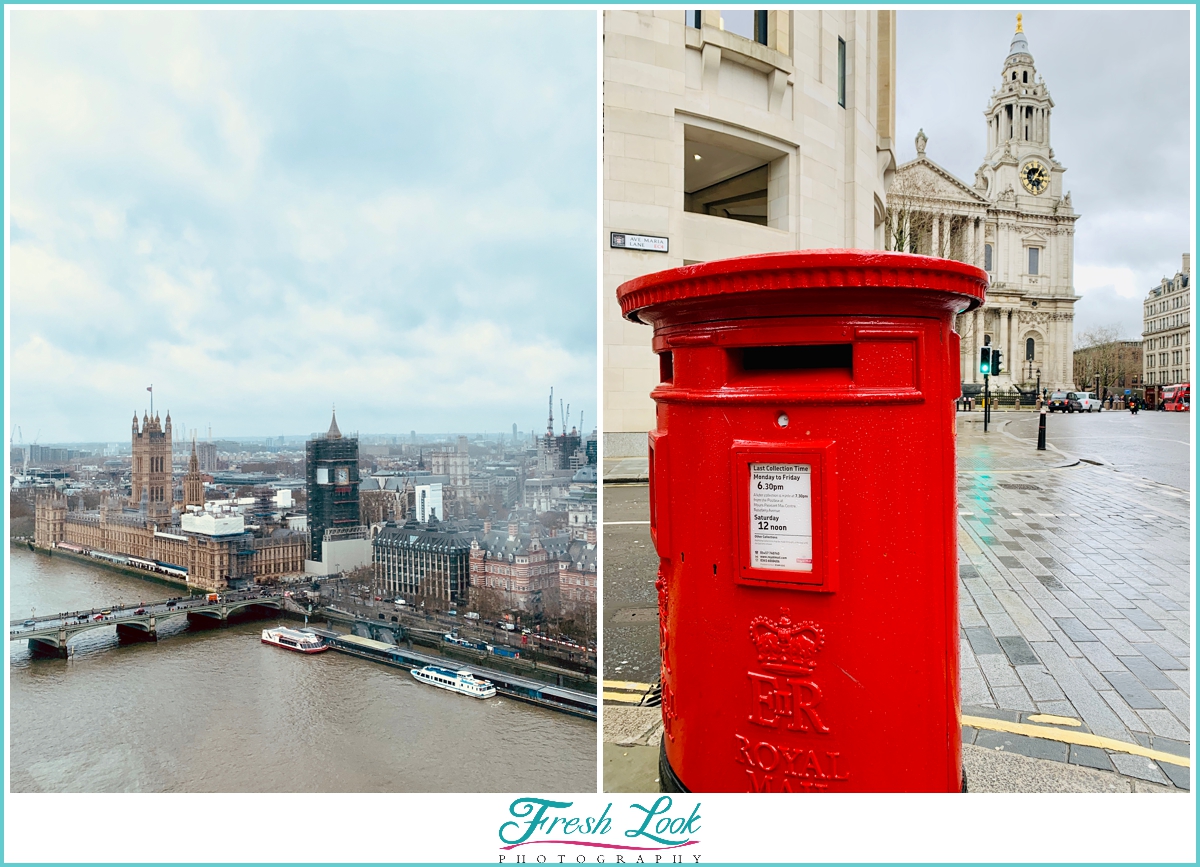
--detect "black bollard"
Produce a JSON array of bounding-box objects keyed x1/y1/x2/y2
[{"x1": 1037, "y1": 409, "x2": 1047, "y2": 451}]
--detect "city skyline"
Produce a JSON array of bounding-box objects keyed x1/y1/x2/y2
[
  {"x1": 896, "y1": 9, "x2": 1192, "y2": 341},
  {"x1": 9, "y1": 10, "x2": 598, "y2": 442}
]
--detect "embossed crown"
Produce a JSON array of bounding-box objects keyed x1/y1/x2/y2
[{"x1": 749, "y1": 611, "x2": 825, "y2": 675}]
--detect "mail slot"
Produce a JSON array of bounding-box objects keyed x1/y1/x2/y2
[{"x1": 617, "y1": 249, "x2": 987, "y2": 793}]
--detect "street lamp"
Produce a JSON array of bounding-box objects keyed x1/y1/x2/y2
[{"x1": 1036, "y1": 368, "x2": 1042, "y2": 400}]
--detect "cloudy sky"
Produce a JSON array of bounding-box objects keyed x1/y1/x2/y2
[
  {"x1": 896, "y1": 9, "x2": 1192, "y2": 343},
  {"x1": 8, "y1": 10, "x2": 597, "y2": 444}
]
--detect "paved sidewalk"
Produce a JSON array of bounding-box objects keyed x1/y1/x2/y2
[
  {"x1": 602, "y1": 414, "x2": 1192, "y2": 792},
  {"x1": 955, "y1": 415, "x2": 1191, "y2": 789}
]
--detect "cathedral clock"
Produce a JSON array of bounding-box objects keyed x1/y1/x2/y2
[{"x1": 1021, "y1": 160, "x2": 1049, "y2": 195}]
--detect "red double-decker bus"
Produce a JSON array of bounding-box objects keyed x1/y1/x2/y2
[{"x1": 1160, "y1": 383, "x2": 1190, "y2": 412}]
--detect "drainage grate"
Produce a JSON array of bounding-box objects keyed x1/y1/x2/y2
[
  {"x1": 998, "y1": 483, "x2": 1041, "y2": 490},
  {"x1": 639, "y1": 682, "x2": 663, "y2": 708}
]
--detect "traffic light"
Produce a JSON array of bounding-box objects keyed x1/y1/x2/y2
[
  {"x1": 979, "y1": 347, "x2": 991, "y2": 375},
  {"x1": 992, "y1": 349, "x2": 1003, "y2": 375}
]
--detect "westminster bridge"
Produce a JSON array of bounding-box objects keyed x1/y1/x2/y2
[{"x1": 9, "y1": 590, "x2": 287, "y2": 658}]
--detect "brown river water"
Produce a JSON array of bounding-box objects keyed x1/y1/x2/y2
[{"x1": 8, "y1": 546, "x2": 596, "y2": 792}]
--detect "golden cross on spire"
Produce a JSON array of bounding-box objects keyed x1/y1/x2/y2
[{"x1": 1016, "y1": 13, "x2": 1023, "y2": 33}]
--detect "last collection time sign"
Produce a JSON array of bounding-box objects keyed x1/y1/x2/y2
[{"x1": 749, "y1": 463, "x2": 814, "y2": 572}]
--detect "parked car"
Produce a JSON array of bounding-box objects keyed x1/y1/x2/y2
[
  {"x1": 1068, "y1": 391, "x2": 1103, "y2": 413},
  {"x1": 1047, "y1": 391, "x2": 1071, "y2": 412}
]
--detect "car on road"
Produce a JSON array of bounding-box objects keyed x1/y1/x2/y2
[
  {"x1": 135, "y1": 607, "x2": 146, "y2": 615},
  {"x1": 1068, "y1": 391, "x2": 1103, "y2": 412},
  {"x1": 1048, "y1": 391, "x2": 1071, "y2": 412},
  {"x1": 100, "y1": 609, "x2": 112, "y2": 616},
  {"x1": 76, "y1": 613, "x2": 89, "y2": 621},
  {"x1": 23, "y1": 619, "x2": 35, "y2": 627},
  {"x1": 93, "y1": 614, "x2": 104, "y2": 621}
]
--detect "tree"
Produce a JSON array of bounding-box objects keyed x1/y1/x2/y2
[
  {"x1": 1074, "y1": 325, "x2": 1136, "y2": 396},
  {"x1": 472, "y1": 587, "x2": 506, "y2": 620}
]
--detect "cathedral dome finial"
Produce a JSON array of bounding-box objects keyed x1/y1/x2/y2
[{"x1": 1016, "y1": 13, "x2": 1023, "y2": 33}]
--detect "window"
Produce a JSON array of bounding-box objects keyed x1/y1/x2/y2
[
  {"x1": 719, "y1": 9, "x2": 754, "y2": 40},
  {"x1": 1028, "y1": 247, "x2": 1039, "y2": 275},
  {"x1": 754, "y1": 10, "x2": 768, "y2": 45},
  {"x1": 1025, "y1": 337, "x2": 1035, "y2": 361},
  {"x1": 686, "y1": 9, "x2": 701, "y2": 28},
  {"x1": 837, "y1": 38, "x2": 846, "y2": 107},
  {"x1": 984, "y1": 243, "x2": 993, "y2": 272},
  {"x1": 684, "y1": 124, "x2": 783, "y2": 226},
  {"x1": 1023, "y1": 71, "x2": 1028, "y2": 83}
]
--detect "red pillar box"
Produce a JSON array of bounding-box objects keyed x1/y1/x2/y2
[{"x1": 617, "y1": 250, "x2": 987, "y2": 793}]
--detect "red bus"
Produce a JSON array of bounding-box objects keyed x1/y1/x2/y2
[{"x1": 1160, "y1": 383, "x2": 1190, "y2": 412}]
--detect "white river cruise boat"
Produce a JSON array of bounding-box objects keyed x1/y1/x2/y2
[
  {"x1": 261, "y1": 626, "x2": 328, "y2": 654},
  {"x1": 411, "y1": 665, "x2": 497, "y2": 699}
]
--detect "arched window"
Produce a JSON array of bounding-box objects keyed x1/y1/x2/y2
[
  {"x1": 984, "y1": 243, "x2": 993, "y2": 272},
  {"x1": 1026, "y1": 337, "x2": 1035, "y2": 361}
]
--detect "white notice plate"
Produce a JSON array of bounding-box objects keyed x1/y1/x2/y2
[
  {"x1": 610, "y1": 232, "x2": 669, "y2": 253},
  {"x1": 749, "y1": 463, "x2": 813, "y2": 572}
]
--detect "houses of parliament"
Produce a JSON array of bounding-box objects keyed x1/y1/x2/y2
[{"x1": 34, "y1": 408, "x2": 307, "y2": 591}]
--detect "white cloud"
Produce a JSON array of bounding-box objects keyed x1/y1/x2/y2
[{"x1": 8, "y1": 10, "x2": 597, "y2": 441}]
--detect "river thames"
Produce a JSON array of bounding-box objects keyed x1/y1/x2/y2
[{"x1": 8, "y1": 547, "x2": 596, "y2": 792}]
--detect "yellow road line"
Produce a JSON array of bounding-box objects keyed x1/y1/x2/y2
[
  {"x1": 1026, "y1": 713, "x2": 1082, "y2": 727},
  {"x1": 603, "y1": 680, "x2": 654, "y2": 691},
  {"x1": 603, "y1": 691, "x2": 647, "y2": 704},
  {"x1": 963, "y1": 715, "x2": 1191, "y2": 768}
]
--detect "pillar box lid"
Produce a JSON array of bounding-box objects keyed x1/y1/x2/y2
[{"x1": 617, "y1": 249, "x2": 988, "y2": 326}]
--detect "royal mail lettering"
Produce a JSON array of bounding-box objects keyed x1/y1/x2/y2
[{"x1": 734, "y1": 733, "x2": 849, "y2": 792}]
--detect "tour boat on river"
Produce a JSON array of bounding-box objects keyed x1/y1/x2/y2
[
  {"x1": 261, "y1": 626, "x2": 328, "y2": 654},
  {"x1": 411, "y1": 665, "x2": 496, "y2": 698}
]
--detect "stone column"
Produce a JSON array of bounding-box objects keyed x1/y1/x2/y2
[
  {"x1": 999, "y1": 306, "x2": 1010, "y2": 383},
  {"x1": 931, "y1": 213, "x2": 940, "y2": 258},
  {"x1": 967, "y1": 218, "x2": 976, "y2": 268},
  {"x1": 1011, "y1": 308, "x2": 1022, "y2": 380}
]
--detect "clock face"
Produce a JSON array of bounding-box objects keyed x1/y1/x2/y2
[
  {"x1": 1021, "y1": 160, "x2": 1049, "y2": 195},
  {"x1": 335, "y1": 467, "x2": 349, "y2": 484}
]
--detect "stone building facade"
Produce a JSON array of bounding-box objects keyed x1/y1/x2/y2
[
  {"x1": 34, "y1": 493, "x2": 309, "y2": 591},
  {"x1": 1142, "y1": 254, "x2": 1191, "y2": 387},
  {"x1": 888, "y1": 18, "x2": 1080, "y2": 394},
  {"x1": 469, "y1": 520, "x2": 561, "y2": 612},
  {"x1": 373, "y1": 518, "x2": 472, "y2": 605},
  {"x1": 33, "y1": 408, "x2": 308, "y2": 591},
  {"x1": 603, "y1": 9, "x2": 898, "y2": 451},
  {"x1": 131, "y1": 410, "x2": 173, "y2": 520}
]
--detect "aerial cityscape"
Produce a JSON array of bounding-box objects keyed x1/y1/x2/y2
[{"x1": 7, "y1": 6, "x2": 598, "y2": 799}]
